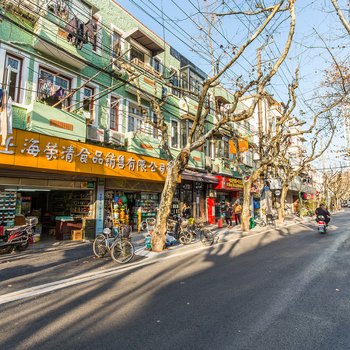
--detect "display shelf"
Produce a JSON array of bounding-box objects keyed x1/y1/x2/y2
[
  {"x1": 70, "y1": 191, "x2": 92, "y2": 217},
  {"x1": 0, "y1": 191, "x2": 17, "y2": 227}
]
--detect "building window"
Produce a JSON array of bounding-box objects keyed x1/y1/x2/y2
[
  {"x1": 130, "y1": 46, "x2": 145, "y2": 63},
  {"x1": 205, "y1": 139, "x2": 213, "y2": 158},
  {"x1": 215, "y1": 137, "x2": 229, "y2": 158},
  {"x1": 111, "y1": 31, "x2": 121, "y2": 58},
  {"x1": 181, "y1": 67, "x2": 204, "y2": 97},
  {"x1": 37, "y1": 68, "x2": 71, "y2": 109},
  {"x1": 83, "y1": 86, "x2": 94, "y2": 120},
  {"x1": 171, "y1": 120, "x2": 179, "y2": 148},
  {"x1": 170, "y1": 69, "x2": 179, "y2": 96},
  {"x1": 223, "y1": 138, "x2": 229, "y2": 158},
  {"x1": 110, "y1": 96, "x2": 119, "y2": 130},
  {"x1": 153, "y1": 58, "x2": 161, "y2": 73},
  {"x1": 4, "y1": 54, "x2": 22, "y2": 103},
  {"x1": 181, "y1": 119, "x2": 193, "y2": 148},
  {"x1": 92, "y1": 17, "x2": 99, "y2": 52},
  {"x1": 127, "y1": 102, "x2": 143, "y2": 132}
]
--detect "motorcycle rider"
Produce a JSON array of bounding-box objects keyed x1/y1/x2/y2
[{"x1": 315, "y1": 204, "x2": 331, "y2": 226}]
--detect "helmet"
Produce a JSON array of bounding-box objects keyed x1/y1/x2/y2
[{"x1": 103, "y1": 228, "x2": 111, "y2": 235}]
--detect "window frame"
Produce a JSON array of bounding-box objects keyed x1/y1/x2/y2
[
  {"x1": 130, "y1": 45, "x2": 146, "y2": 63},
  {"x1": 127, "y1": 101, "x2": 144, "y2": 133},
  {"x1": 4, "y1": 53, "x2": 23, "y2": 103},
  {"x1": 153, "y1": 57, "x2": 162, "y2": 73},
  {"x1": 170, "y1": 119, "x2": 179, "y2": 148},
  {"x1": 82, "y1": 85, "x2": 95, "y2": 120},
  {"x1": 37, "y1": 66, "x2": 71, "y2": 109},
  {"x1": 111, "y1": 30, "x2": 122, "y2": 59},
  {"x1": 170, "y1": 67, "x2": 180, "y2": 96},
  {"x1": 180, "y1": 119, "x2": 193, "y2": 148},
  {"x1": 109, "y1": 96, "x2": 119, "y2": 131}
]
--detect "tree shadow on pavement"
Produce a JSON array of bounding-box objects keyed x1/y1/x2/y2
[{"x1": 0, "y1": 214, "x2": 347, "y2": 350}]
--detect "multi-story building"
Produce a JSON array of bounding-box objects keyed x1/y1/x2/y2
[{"x1": 0, "y1": 0, "x2": 253, "y2": 237}]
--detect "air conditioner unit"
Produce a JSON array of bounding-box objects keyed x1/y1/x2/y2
[
  {"x1": 111, "y1": 58, "x2": 125, "y2": 76},
  {"x1": 107, "y1": 129, "x2": 125, "y2": 146},
  {"x1": 7, "y1": 0, "x2": 44, "y2": 20},
  {"x1": 87, "y1": 126, "x2": 104, "y2": 143}
]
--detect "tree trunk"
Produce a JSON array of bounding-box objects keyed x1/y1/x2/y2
[
  {"x1": 277, "y1": 184, "x2": 288, "y2": 223},
  {"x1": 151, "y1": 150, "x2": 190, "y2": 251},
  {"x1": 242, "y1": 178, "x2": 252, "y2": 231}
]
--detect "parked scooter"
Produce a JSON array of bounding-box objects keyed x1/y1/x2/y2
[
  {"x1": 0, "y1": 217, "x2": 38, "y2": 254},
  {"x1": 316, "y1": 215, "x2": 327, "y2": 234}
]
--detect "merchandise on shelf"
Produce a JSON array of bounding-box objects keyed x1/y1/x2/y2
[
  {"x1": 133, "y1": 193, "x2": 159, "y2": 224},
  {"x1": 104, "y1": 191, "x2": 130, "y2": 228},
  {"x1": 171, "y1": 198, "x2": 180, "y2": 216},
  {"x1": 0, "y1": 191, "x2": 17, "y2": 227},
  {"x1": 70, "y1": 191, "x2": 93, "y2": 217}
]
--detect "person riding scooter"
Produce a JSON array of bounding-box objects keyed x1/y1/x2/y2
[{"x1": 315, "y1": 204, "x2": 331, "y2": 226}]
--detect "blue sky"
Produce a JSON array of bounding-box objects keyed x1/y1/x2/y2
[{"x1": 115, "y1": 0, "x2": 349, "y2": 168}]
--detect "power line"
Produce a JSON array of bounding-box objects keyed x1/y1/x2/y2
[{"x1": 2, "y1": 13, "x2": 259, "y2": 139}]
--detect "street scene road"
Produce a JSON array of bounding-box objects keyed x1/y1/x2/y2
[{"x1": 1, "y1": 211, "x2": 349, "y2": 350}]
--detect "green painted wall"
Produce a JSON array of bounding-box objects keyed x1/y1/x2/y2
[{"x1": 1, "y1": 0, "x2": 247, "y2": 170}]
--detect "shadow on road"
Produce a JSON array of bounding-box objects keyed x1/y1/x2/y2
[{"x1": 0, "y1": 213, "x2": 348, "y2": 350}]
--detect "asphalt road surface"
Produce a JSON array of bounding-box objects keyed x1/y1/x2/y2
[{"x1": 0, "y1": 211, "x2": 349, "y2": 350}]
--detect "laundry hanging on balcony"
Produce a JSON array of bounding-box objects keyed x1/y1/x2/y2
[
  {"x1": 47, "y1": 0, "x2": 69, "y2": 20},
  {"x1": 65, "y1": 16, "x2": 98, "y2": 50},
  {"x1": 37, "y1": 79, "x2": 69, "y2": 108},
  {"x1": 0, "y1": 89, "x2": 13, "y2": 147}
]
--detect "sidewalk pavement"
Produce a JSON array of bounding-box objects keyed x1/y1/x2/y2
[
  {"x1": 27, "y1": 215, "x2": 313, "y2": 254},
  {"x1": 130, "y1": 215, "x2": 313, "y2": 250}
]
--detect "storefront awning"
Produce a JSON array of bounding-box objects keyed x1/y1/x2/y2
[
  {"x1": 124, "y1": 27, "x2": 164, "y2": 55},
  {"x1": 182, "y1": 170, "x2": 218, "y2": 184}
]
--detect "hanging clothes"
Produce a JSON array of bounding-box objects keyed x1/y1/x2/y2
[
  {"x1": 66, "y1": 16, "x2": 88, "y2": 50},
  {"x1": 37, "y1": 79, "x2": 54, "y2": 100},
  {"x1": 0, "y1": 91, "x2": 12, "y2": 146},
  {"x1": 0, "y1": 89, "x2": 3, "y2": 110},
  {"x1": 47, "y1": 0, "x2": 69, "y2": 20},
  {"x1": 85, "y1": 19, "x2": 98, "y2": 45}
]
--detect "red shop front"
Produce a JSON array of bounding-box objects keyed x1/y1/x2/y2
[{"x1": 207, "y1": 176, "x2": 243, "y2": 224}]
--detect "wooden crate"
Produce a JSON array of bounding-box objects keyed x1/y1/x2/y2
[{"x1": 71, "y1": 230, "x2": 83, "y2": 241}]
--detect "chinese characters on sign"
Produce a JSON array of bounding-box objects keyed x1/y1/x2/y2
[{"x1": 0, "y1": 135, "x2": 167, "y2": 175}]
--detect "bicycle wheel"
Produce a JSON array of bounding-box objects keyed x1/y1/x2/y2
[
  {"x1": 200, "y1": 229, "x2": 214, "y2": 246},
  {"x1": 111, "y1": 240, "x2": 134, "y2": 264},
  {"x1": 93, "y1": 234, "x2": 107, "y2": 258},
  {"x1": 179, "y1": 231, "x2": 193, "y2": 245}
]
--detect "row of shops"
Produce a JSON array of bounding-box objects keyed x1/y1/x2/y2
[
  {"x1": 0, "y1": 129, "x2": 317, "y2": 241},
  {"x1": 0, "y1": 169, "x2": 244, "y2": 241}
]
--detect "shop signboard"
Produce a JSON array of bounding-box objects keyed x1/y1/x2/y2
[
  {"x1": 194, "y1": 181, "x2": 203, "y2": 191},
  {"x1": 214, "y1": 176, "x2": 243, "y2": 190},
  {"x1": 96, "y1": 179, "x2": 104, "y2": 234},
  {"x1": 0, "y1": 129, "x2": 168, "y2": 182},
  {"x1": 182, "y1": 183, "x2": 192, "y2": 190}
]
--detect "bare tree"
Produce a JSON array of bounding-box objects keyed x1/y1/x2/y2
[
  {"x1": 146, "y1": 1, "x2": 297, "y2": 250},
  {"x1": 331, "y1": 0, "x2": 350, "y2": 35},
  {"x1": 323, "y1": 168, "x2": 350, "y2": 210}
]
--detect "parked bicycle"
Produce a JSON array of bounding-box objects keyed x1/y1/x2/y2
[
  {"x1": 187, "y1": 218, "x2": 215, "y2": 246},
  {"x1": 93, "y1": 224, "x2": 134, "y2": 264},
  {"x1": 167, "y1": 215, "x2": 192, "y2": 245}
]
